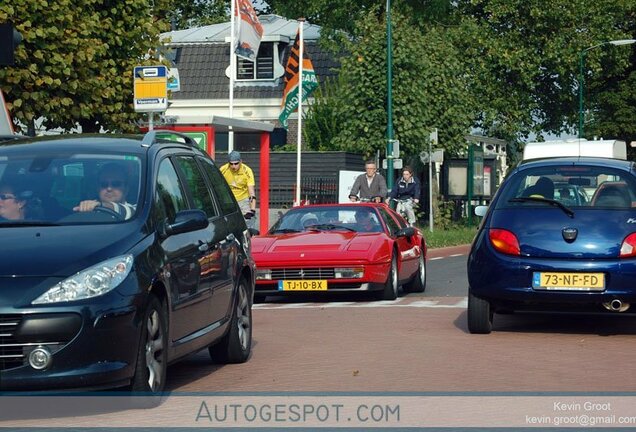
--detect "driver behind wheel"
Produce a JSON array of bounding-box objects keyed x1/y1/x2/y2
[{"x1": 73, "y1": 162, "x2": 136, "y2": 219}]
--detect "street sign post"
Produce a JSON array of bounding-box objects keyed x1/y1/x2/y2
[{"x1": 133, "y1": 66, "x2": 168, "y2": 113}]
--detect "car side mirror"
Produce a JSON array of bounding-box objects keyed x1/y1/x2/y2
[
  {"x1": 474, "y1": 205, "x2": 488, "y2": 217},
  {"x1": 396, "y1": 226, "x2": 415, "y2": 238},
  {"x1": 160, "y1": 209, "x2": 208, "y2": 238}
]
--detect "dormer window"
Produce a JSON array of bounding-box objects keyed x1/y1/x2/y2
[{"x1": 237, "y1": 42, "x2": 274, "y2": 80}]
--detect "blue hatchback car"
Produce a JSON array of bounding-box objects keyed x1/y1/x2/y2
[
  {"x1": 468, "y1": 156, "x2": 636, "y2": 334},
  {"x1": 0, "y1": 131, "x2": 255, "y2": 392}
]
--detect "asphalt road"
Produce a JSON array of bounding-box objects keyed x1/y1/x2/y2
[
  {"x1": 6, "y1": 245, "x2": 636, "y2": 428},
  {"x1": 160, "y1": 244, "x2": 636, "y2": 393}
]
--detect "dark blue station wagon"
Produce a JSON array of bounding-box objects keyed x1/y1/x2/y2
[{"x1": 0, "y1": 131, "x2": 255, "y2": 392}]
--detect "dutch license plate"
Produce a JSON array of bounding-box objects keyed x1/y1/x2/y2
[
  {"x1": 278, "y1": 280, "x2": 328, "y2": 291},
  {"x1": 532, "y1": 272, "x2": 605, "y2": 291}
]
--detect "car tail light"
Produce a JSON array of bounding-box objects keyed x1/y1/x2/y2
[
  {"x1": 620, "y1": 233, "x2": 636, "y2": 258},
  {"x1": 489, "y1": 229, "x2": 520, "y2": 256}
]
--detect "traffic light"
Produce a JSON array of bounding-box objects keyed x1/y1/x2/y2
[{"x1": 0, "y1": 22, "x2": 22, "y2": 66}]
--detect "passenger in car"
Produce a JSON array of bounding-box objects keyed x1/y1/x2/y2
[
  {"x1": 0, "y1": 181, "x2": 42, "y2": 220},
  {"x1": 0, "y1": 182, "x2": 27, "y2": 220},
  {"x1": 73, "y1": 163, "x2": 136, "y2": 219},
  {"x1": 593, "y1": 185, "x2": 631, "y2": 208},
  {"x1": 300, "y1": 213, "x2": 320, "y2": 229},
  {"x1": 523, "y1": 176, "x2": 554, "y2": 199}
]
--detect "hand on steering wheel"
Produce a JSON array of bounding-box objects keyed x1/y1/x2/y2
[{"x1": 93, "y1": 205, "x2": 124, "y2": 220}]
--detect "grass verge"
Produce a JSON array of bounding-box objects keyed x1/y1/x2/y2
[{"x1": 418, "y1": 224, "x2": 478, "y2": 249}]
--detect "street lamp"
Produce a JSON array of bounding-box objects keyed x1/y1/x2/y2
[
  {"x1": 386, "y1": 0, "x2": 394, "y2": 190},
  {"x1": 578, "y1": 39, "x2": 636, "y2": 138}
]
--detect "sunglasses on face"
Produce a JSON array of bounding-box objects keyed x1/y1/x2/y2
[
  {"x1": 100, "y1": 180, "x2": 124, "y2": 189},
  {"x1": 0, "y1": 193, "x2": 15, "y2": 201}
]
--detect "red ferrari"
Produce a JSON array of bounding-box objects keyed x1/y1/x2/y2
[{"x1": 251, "y1": 203, "x2": 427, "y2": 301}]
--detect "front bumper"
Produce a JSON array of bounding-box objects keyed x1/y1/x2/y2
[
  {"x1": 255, "y1": 262, "x2": 390, "y2": 295},
  {"x1": 0, "y1": 293, "x2": 142, "y2": 391}
]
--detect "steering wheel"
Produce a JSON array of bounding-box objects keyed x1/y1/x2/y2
[{"x1": 93, "y1": 205, "x2": 124, "y2": 220}]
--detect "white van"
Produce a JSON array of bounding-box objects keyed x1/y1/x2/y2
[{"x1": 523, "y1": 139, "x2": 627, "y2": 161}]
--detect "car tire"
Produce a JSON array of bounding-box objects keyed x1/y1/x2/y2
[
  {"x1": 130, "y1": 295, "x2": 168, "y2": 394},
  {"x1": 209, "y1": 278, "x2": 252, "y2": 363},
  {"x1": 467, "y1": 291, "x2": 493, "y2": 334},
  {"x1": 377, "y1": 253, "x2": 399, "y2": 301},
  {"x1": 404, "y1": 252, "x2": 426, "y2": 293}
]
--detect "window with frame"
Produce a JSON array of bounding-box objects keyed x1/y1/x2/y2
[
  {"x1": 236, "y1": 42, "x2": 274, "y2": 80},
  {"x1": 197, "y1": 157, "x2": 237, "y2": 216},
  {"x1": 153, "y1": 158, "x2": 188, "y2": 225},
  {"x1": 174, "y1": 156, "x2": 218, "y2": 219}
]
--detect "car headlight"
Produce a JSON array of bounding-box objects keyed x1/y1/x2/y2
[
  {"x1": 256, "y1": 269, "x2": 272, "y2": 280},
  {"x1": 32, "y1": 255, "x2": 134, "y2": 304},
  {"x1": 334, "y1": 267, "x2": 364, "y2": 279}
]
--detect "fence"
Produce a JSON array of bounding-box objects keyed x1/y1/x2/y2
[{"x1": 258, "y1": 177, "x2": 338, "y2": 208}]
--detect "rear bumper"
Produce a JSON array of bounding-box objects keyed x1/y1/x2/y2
[{"x1": 468, "y1": 241, "x2": 636, "y2": 310}]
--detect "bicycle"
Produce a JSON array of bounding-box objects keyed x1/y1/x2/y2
[
  {"x1": 349, "y1": 195, "x2": 384, "y2": 203},
  {"x1": 389, "y1": 197, "x2": 418, "y2": 226}
]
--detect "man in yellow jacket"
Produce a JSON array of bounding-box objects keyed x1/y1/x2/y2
[{"x1": 220, "y1": 151, "x2": 257, "y2": 228}]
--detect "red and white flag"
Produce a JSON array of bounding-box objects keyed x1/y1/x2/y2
[{"x1": 233, "y1": 0, "x2": 264, "y2": 61}]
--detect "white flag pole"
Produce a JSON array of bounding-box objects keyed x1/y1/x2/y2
[
  {"x1": 228, "y1": 0, "x2": 236, "y2": 153},
  {"x1": 295, "y1": 19, "x2": 305, "y2": 206}
]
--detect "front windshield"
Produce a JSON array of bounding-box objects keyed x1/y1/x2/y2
[
  {"x1": 0, "y1": 153, "x2": 142, "y2": 225},
  {"x1": 269, "y1": 206, "x2": 383, "y2": 233}
]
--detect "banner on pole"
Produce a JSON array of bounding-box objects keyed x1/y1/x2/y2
[
  {"x1": 234, "y1": 0, "x2": 264, "y2": 61},
  {"x1": 279, "y1": 29, "x2": 319, "y2": 129}
]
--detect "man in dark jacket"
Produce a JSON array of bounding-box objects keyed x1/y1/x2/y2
[{"x1": 387, "y1": 166, "x2": 420, "y2": 225}]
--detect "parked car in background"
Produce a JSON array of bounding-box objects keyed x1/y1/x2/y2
[
  {"x1": 468, "y1": 155, "x2": 636, "y2": 334},
  {"x1": 252, "y1": 203, "x2": 426, "y2": 301},
  {"x1": 0, "y1": 131, "x2": 255, "y2": 393}
]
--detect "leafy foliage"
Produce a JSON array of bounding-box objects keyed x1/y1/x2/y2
[
  {"x1": 455, "y1": 0, "x2": 636, "y2": 141},
  {"x1": 168, "y1": 0, "x2": 229, "y2": 30},
  {"x1": 329, "y1": 8, "x2": 476, "y2": 158},
  {"x1": 0, "y1": 0, "x2": 171, "y2": 134},
  {"x1": 302, "y1": 77, "x2": 344, "y2": 151}
]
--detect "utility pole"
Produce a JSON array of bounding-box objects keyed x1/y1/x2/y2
[{"x1": 385, "y1": 0, "x2": 394, "y2": 191}]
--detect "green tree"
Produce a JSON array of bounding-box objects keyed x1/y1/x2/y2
[
  {"x1": 0, "y1": 0, "x2": 171, "y2": 134},
  {"x1": 169, "y1": 0, "x2": 229, "y2": 30},
  {"x1": 330, "y1": 9, "x2": 476, "y2": 158},
  {"x1": 455, "y1": 0, "x2": 635, "y2": 140},
  {"x1": 303, "y1": 77, "x2": 344, "y2": 151}
]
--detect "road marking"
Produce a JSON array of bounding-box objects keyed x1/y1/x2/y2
[{"x1": 253, "y1": 297, "x2": 468, "y2": 310}]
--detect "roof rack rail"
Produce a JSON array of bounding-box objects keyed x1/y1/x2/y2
[{"x1": 141, "y1": 130, "x2": 199, "y2": 148}]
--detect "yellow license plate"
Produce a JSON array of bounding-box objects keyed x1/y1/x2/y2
[
  {"x1": 277, "y1": 280, "x2": 328, "y2": 291},
  {"x1": 532, "y1": 272, "x2": 605, "y2": 291}
]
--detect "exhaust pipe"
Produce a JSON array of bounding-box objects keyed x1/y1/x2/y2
[{"x1": 603, "y1": 299, "x2": 630, "y2": 312}]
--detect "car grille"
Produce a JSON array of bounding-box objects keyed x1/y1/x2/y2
[
  {"x1": 271, "y1": 268, "x2": 336, "y2": 280},
  {"x1": 0, "y1": 314, "x2": 24, "y2": 371}
]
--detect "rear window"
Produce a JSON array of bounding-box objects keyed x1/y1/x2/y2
[{"x1": 496, "y1": 165, "x2": 636, "y2": 209}]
